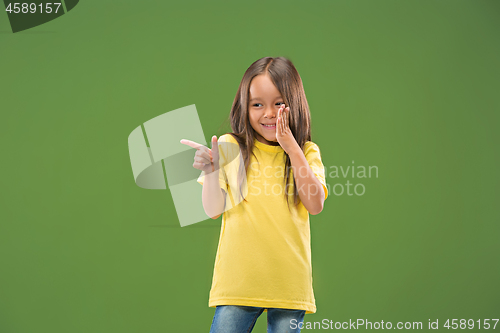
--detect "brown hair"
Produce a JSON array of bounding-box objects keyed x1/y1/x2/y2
[{"x1": 224, "y1": 56, "x2": 312, "y2": 209}]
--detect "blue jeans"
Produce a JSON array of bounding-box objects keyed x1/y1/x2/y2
[{"x1": 209, "y1": 305, "x2": 306, "y2": 333}]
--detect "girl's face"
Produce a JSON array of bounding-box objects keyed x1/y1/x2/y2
[{"x1": 248, "y1": 74, "x2": 284, "y2": 146}]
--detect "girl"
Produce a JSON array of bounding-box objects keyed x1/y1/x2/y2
[{"x1": 181, "y1": 57, "x2": 328, "y2": 333}]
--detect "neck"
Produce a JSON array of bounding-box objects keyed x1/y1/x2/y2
[{"x1": 254, "y1": 133, "x2": 280, "y2": 146}]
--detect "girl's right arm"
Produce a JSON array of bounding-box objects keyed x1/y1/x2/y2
[
  {"x1": 180, "y1": 135, "x2": 225, "y2": 219},
  {"x1": 202, "y1": 170, "x2": 225, "y2": 219}
]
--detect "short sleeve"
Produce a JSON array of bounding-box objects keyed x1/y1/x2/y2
[
  {"x1": 196, "y1": 134, "x2": 231, "y2": 192},
  {"x1": 304, "y1": 141, "x2": 328, "y2": 200}
]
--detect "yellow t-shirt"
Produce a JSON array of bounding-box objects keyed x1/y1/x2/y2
[{"x1": 197, "y1": 133, "x2": 328, "y2": 314}]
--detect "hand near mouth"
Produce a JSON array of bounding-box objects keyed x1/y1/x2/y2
[{"x1": 276, "y1": 104, "x2": 300, "y2": 155}]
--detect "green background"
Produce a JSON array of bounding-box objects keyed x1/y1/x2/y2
[{"x1": 1, "y1": 0, "x2": 499, "y2": 332}]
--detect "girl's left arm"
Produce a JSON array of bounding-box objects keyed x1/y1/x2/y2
[
  {"x1": 288, "y1": 149, "x2": 325, "y2": 215},
  {"x1": 277, "y1": 105, "x2": 325, "y2": 215}
]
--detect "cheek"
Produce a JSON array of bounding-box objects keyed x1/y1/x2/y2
[{"x1": 249, "y1": 111, "x2": 260, "y2": 125}]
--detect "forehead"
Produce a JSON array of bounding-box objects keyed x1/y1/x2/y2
[{"x1": 249, "y1": 74, "x2": 281, "y2": 99}]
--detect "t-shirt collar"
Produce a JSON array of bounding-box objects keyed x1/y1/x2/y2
[{"x1": 253, "y1": 137, "x2": 284, "y2": 153}]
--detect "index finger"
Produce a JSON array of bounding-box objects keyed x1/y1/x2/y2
[{"x1": 180, "y1": 139, "x2": 205, "y2": 150}]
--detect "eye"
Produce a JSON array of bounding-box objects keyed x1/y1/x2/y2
[
  {"x1": 276, "y1": 102, "x2": 285, "y2": 106},
  {"x1": 252, "y1": 103, "x2": 262, "y2": 107}
]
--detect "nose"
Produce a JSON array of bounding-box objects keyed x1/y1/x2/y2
[{"x1": 264, "y1": 105, "x2": 277, "y2": 119}]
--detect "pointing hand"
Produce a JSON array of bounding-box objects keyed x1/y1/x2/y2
[{"x1": 180, "y1": 135, "x2": 220, "y2": 174}]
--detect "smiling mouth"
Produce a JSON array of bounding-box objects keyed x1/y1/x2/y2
[{"x1": 261, "y1": 123, "x2": 276, "y2": 129}]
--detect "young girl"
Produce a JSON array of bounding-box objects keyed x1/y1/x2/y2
[{"x1": 181, "y1": 57, "x2": 328, "y2": 333}]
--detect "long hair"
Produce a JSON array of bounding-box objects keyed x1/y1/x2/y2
[{"x1": 226, "y1": 56, "x2": 312, "y2": 210}]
